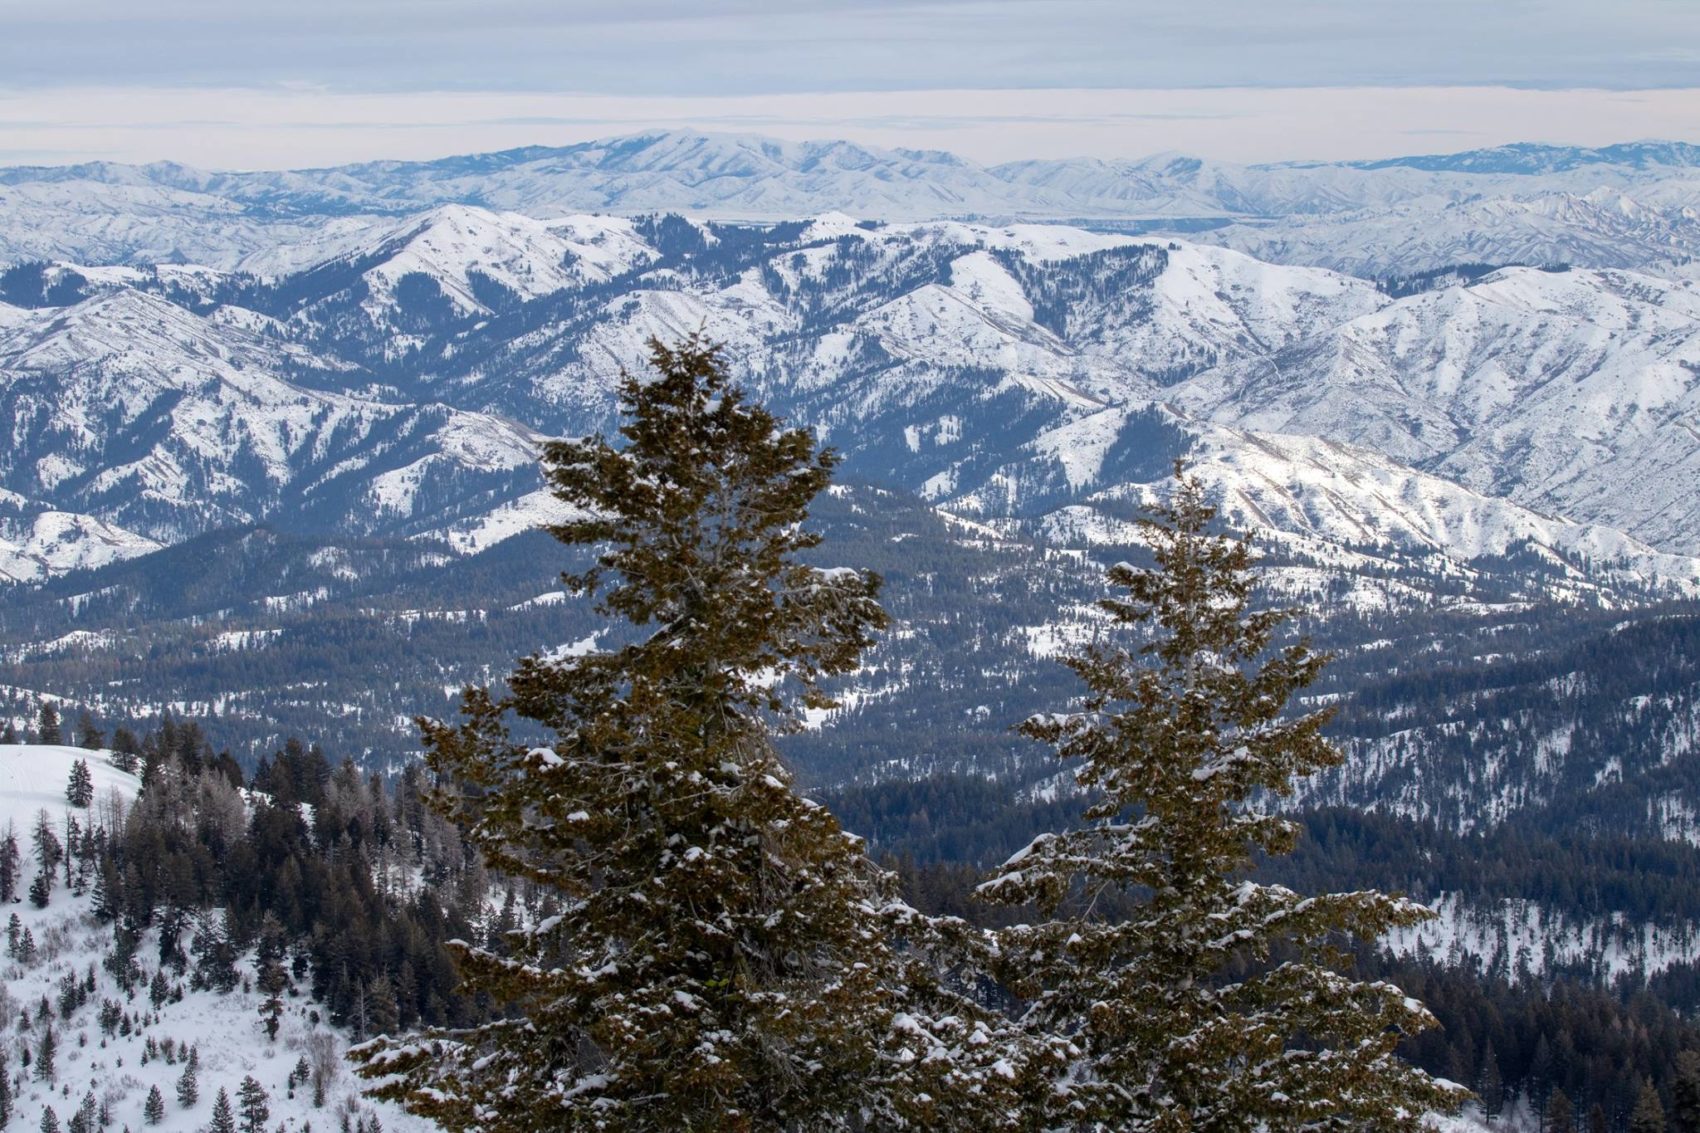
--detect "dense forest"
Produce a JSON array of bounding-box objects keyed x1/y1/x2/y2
[
  {"x1": 7, "y1": 713, "x2": 493, "y2": 1044},
  {"x1": 8, "y1": 689, "x2": 1700, "y2": 1129}
]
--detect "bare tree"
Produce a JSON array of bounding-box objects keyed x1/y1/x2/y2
[{"x1": 306, "y1": 1029, "x2": 340, "y2": 1106}]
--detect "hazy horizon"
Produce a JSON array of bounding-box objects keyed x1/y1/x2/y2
[
  {"x1": 2, "y1": 87, "x2": 1698, "y2": 173},
  {"x1": 2, "y1": 1, "x2": 1696, "y2": 170}
]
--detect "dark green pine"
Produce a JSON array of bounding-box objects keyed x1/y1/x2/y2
[
  {"x1": 979, "y1": 463, "x2": 1469, "y2": 1131},
  {"x1": 353, "y1": 336, "x2": 1023, "y2": 1132}
]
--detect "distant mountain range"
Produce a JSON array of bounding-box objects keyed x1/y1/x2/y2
[
  {"x1": 11, "y1": 132, "x2": 1700, "y2": 1045},
  {"x1": 3, "y1": 195, "x2": 1700, "y2": 602},
  {"x1": 3, "y1": 130, "x2": 1699, "y2": 275},
  {"x1": 0, "y1": 129, "x2": 1698, "y2": 799}
]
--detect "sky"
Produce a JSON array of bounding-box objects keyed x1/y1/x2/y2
[{"x1": 1, "y1": 0, "x2": 1697, "y2": 169}]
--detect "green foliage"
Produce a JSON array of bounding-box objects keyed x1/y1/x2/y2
[
  {"x1": 1632, "y1": 1080, "x2": 1667, "y2": 1133},
  {"x1": 979, "y1": 465, "x2": 1466, "y2": 1129},
  {"x1": 1674, "y1": 1051, "x2": 1700, "y2": 1133},
  {"x1": 36, "y1": 703, "x2": 60, "y2": 746},
  {"x1": 236, "y1": 1077, "x2": 269, "y2": 1133},
  {"x1": 65, "y1": 759, "x2": 93, "y2": 809},
  {"x1": 34, "y1": 1022, "x2": 55, "y2": 1083},
  {"x1": 351, "y1": 337, "x2": 1018, "y2": 1131},
  {"x1": 208, "y1": 1089, "x2": 236, "y2": 1133}
]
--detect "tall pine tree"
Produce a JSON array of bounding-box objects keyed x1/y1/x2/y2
[
  {"x1": 35, "y1": 703, "x2": 59, "y2": 746},
  {"x1": 1632, "y1": 1081, "x2": 1667, "y2": 1133},
  {"x1": 352, "y1": 337, "x2": 1020, "y2": 1131},
  {"x1": 978, "y1": 465, "x2": 1466, "y2": 1130}
]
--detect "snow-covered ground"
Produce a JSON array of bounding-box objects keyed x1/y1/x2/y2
[
  {"x1": 1387, "y1": 891, "x2": 1700, "y2": 986},
  {"x1": 0, "y1": 744, "x2": 434, "y2": 1133}
]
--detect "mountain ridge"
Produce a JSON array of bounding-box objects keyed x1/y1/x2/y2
[{"x1": 5, "y1": 130, "x2": 1700, "y2": 276}]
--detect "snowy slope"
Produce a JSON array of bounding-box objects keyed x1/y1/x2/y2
[
  {"x1": 0, "y1": 287, "x2": 547, "y2": 546},
  {"x1": 0, "y1": 744, "x2": 433, "y2": 1133},
  {"x1": 1198, "y1": 187, "x2": 1700, "y2": 277},
  {"x1": 0, "y1": 178, "x2": 380, "y2": 272},
  {"x1": 0, "y1": 504, "x2": 161, "y2": 584},
  {"x1": 3, "y1": 206, "x2": 1700, "y2": 600},
  {"x1": 0, "y1": 742, "x2": 139, "y2": 836},
  {"x1": 1005, "y1": 420, "x2": 1700, "y2": 603},
  {"x1": 1168, "y1": 266, "x2": 1700, "y2": 552},
  {"x1": 277, "y1": 204, "x2": 647, "y2": 327}
]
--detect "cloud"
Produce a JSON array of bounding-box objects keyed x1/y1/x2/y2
[{"x1": 3, "y1": 1, "x2": 1698, "y2": 95}]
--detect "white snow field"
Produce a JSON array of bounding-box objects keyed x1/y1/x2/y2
[{"x1": 0, "y1": 743, "x2": 434, "y2": 1133}]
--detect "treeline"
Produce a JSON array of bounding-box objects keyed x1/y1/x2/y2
[
  {"x1": 865, "y1": 788, "x2": 1700, "y2": 1127},
  {"x1": 1390, "y1": 958, "x2": 1700, "y2": 1126},
  {"x1": 28, "y1": 714, "x2": 1700, "y2": 1129},
  {"x1": 20, "y1": 714, "x2": 504, "y2": 1041}
]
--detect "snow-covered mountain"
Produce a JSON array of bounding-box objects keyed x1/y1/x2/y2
[
  {"x1": 1199, "y1": 187, "x2": 1700, "y2": 278},
  {"x1": 0, "y1": 287, "x2": 547, "y2": 549},
  {"x1": 6, "y1": 209, "x2": 1700, "y2": 599},
  {"x1": 0, "y1": 493, "x2": 161, "y2": 584},
  {"x1": 3, "y1": 131, "x2": 1699, "y2": 276},
  {"x1": 8, "y1": 133, "x2": 1700, "y2": 1115},
  {"x1": 247, "y1": 205, "x2": 657, "y2": 328},
  {"x1": 2, "y1": 163, "x2": 1700, "y2": 827},
  {"x1": 1171, "y1": 266, "x2": 1700, "y2": 551}
]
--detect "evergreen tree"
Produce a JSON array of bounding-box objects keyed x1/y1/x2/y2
[
  {"x1": 38, "y1": 1108, "x2": 56, "y2": 1133},
  {"x1": 1589, "y1": 1104, "x2": 1610, "y2": 1133},
  {"x1": 1675, "y1": 1051, "x2": 1700, "y2": 1133},
  {"x1": 65, "y1": 760, "x2": 93, "y2": 809},
  {"x1": 362, "y1": 978, "x2": 397, "y2": 1039},
  {"x1": 0, "y1": 1063, "x2": 9, "y2": 1128},
  {"x1": 235, "y1": 1077, "x2": 269, "y2": 1133},
  {"x1": 1546, "y1": 1091, "x2": 1575, "y2": 1133},
  {"x1": 978, "y1": 465, "x2": 1467, "y2": 1130},
  {"x1": 350, "y1": 337, "x2": 1016, "y2": 1131},
  {"x1": 142, "y1": 1086, "x2": 165, "y2": 1126},
  {"x1": 1632, "y1": 1080, "x2": 1667, "y2": 1133},
  {"x1": 109, "y1": 729, "x2": 140, "y2": 775},
  {"x1": 208, "y1": 1089, "x2": 236, "y2": 1133},
  {"x1": 0, "y1": 829, "x2": 18, "y2": 904},
  {"x1": 257, "y1": 916, "x2": 289, "y2": 1041},
  {"x1": 35, "y1": 1022, "x2": 56, "y2": 1082},
  {"x1": 31, "y1": 812, "x2": 61, "y2": 888},
  {"x1": 258, "y1": 981, "x2": 285, "y2": 1042},
  {"x1": 36, "y1": 703, "x2": 60, "y2": 746},
  {"x1": 176, "y1": 1060, "x2": 199, "y2": 1108},
  {"x1": 1, "y1": 720, "x2": 15, "y2": 744},
  {"x1": 28, "y1": 870, "x2": 51, "y2": 909},
  {"x1": 1480, "y1": 1041, "x2": 1505, "y2": 1123},
  {"x1": 74, "y1": 712, "x2": 102, "y2": 751}
]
